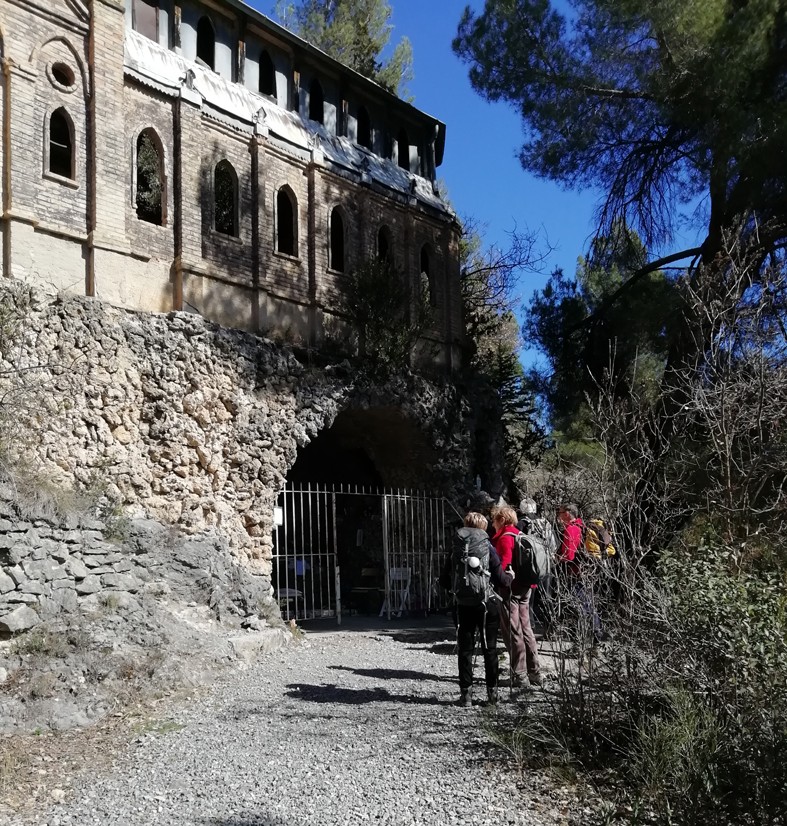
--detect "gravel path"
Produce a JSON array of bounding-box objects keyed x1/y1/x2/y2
[{"x1": 22, "y1": 619, "x2": 584, "y2": 826}]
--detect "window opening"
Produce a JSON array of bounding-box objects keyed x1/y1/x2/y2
[
  {"x1": 51, "y1": 62, "x2": 75, "y2": 88},
  {"x1": 309, "y1": 78, "x2": 324, "y2": 124},
  {"x1": 357, "y1": 106, "x2": 371, "y2": 149},
  {"x1": 135, "y1": 130, "x2": 163, "y2": 225},
  {"x1": 196, "y1": 16, "x2": 215, "y2": 70},
  {"x1": 49, "y1": 108, "x2": 74, "y2": 180},
  {"x1": 132, "y1": 0, "x2": 158, "y2": 41},
  {"x1": 214, "y1": 160, "x2": 238, "y2": 236},
  {"x1": 277, "y1": 188, "x2": 296, "y2": 255},
  {"x1": 330, "y1": 208, "x2": 345, "y2": 272},
  {"x1": 421, "y1": 245, "x2": 436, "y2": 307},
  {"x1": 260, "y1": 50, "x2": 276, "y2": 98},
  {"x1": 377, "y1": 226, "x2": 390, "y2": 262},
  {"x1": 397, "y1": 128, "x2": 410, "y2": 171}
]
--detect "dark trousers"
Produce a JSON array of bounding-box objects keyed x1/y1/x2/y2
[
  {"x1": 457, "y1": 603, "x2": 500, "y2": 691},
  {"x1": 531, "y1": 575, "x2": 553, "y2": 633}
]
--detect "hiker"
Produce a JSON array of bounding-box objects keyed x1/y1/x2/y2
[
  {"x1": 443, "y1": 511, "x2": 513, "y2": 707},
  {"x1": 555, "y1": 503, "x2": 605, "y2": 642},
  {"x1": 517, "y1": 498, "x2": 557, "y2": 637},
  {"x1": 491, "y1": 505, "x2": 542, "y2": 688}
]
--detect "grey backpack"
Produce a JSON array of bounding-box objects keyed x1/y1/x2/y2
[{"x1": 451, "y1": 527, "x2": 495, "y2": 606}]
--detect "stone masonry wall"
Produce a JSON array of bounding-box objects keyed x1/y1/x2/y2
[{"x1": 0, "y1": 287, "x2": 473, "y2": 632}]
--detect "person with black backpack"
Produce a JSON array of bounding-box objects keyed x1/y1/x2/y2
[
  {"x1": 491, "y1": 505, "x2": 543, "y2": 688},
  {"x1": 441, "y1": 511, "x2": 514, "y2": 707}
]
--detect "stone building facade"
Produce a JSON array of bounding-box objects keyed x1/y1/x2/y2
[{"x1": 0, "y1": 0, "x2": 463, "y2": 368}]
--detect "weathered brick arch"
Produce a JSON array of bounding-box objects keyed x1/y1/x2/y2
[
  {"x1": 133, "y1": 127, "x2": 168, "y2": 226},
  {"x1": 28, "y1": 36, "x2": 89, "y2": 100},
  {"x1": 275, "y1": 184, "x2": 298, "y2": 256}
]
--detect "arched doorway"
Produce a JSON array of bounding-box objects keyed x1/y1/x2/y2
[{"x1": 272, "y1": 407, "x2": 453, "y2": 623}]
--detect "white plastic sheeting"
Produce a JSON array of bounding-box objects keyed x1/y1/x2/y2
[{"x1": 124, "y1": 30, "x2": 452, "y2": 214}]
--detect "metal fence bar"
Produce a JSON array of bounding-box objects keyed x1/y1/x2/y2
[
  {"x1": 332, "y1": 490, "x2": 340, "y2": 624},
  {"x1": 273, "y1": 482, "x2": 452, "y2": 623}
]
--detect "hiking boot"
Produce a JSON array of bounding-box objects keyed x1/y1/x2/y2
[
  {"x1": 487, "y1": 687, "x2": 499, "y2": 705},
  {"x1": 510, "y1": 672, "x2": 525, "y2": 688},
  {"x1": 528, "y1": 671, "x2": 544, "y2": 687},
  {"x1": 458, "y1": 689, "x2": 472, "y2": 707}
]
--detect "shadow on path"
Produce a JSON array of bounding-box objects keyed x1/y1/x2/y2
[
  {"x1": 284, "y1": 683, "x2": 453, "y2": 706},
  {"x1": 200, "y1": 815, "x2": 290, "y2": 826},
  {"x1": 327, "y1": 665, "x2": 450, "y2": 682}
]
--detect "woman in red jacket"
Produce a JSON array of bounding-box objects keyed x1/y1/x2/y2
[
  {"x1": 556, "y1": 503, "x2": 604, "y2": 641},
  {"x1": 491, "y1": 505, "x2": 542, "y2": 687}
]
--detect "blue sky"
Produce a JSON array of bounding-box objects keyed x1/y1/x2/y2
[{"x1": 248, "y1": 1, "x2": 602, "y2": 352}]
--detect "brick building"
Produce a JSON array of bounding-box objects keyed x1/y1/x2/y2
[{"x1": 0, "y1": 0, "x2": 464, "y2": 369}]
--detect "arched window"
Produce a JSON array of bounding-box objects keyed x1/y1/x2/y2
[
  {"x1": 214, "y1": 160, "x2": 238, "y2": 236},
  {"x1": 276, "y1": 187, "x2": 297, "y2": 256},
  {"x1": 397, "y1": 128, "x2": 410, "y2": 171},
  {"x1": 135, "y1": 129, "x2": 164, "y2": 225},
  {"x1": 330, "y1": 208, "x2": 345, "y2": 272},
  {"x1": 196, "y1": 16, "x2": 215, "y2": 70},
  {"x1": 357, "y1": 106, "x2": 371, "y2": 150},
  {"x1": 49, "y1": 108, "x2": 74, "y2": 180},
  {"x1": 421, "y1": 245, "x2": 436, "y2": 307},
  {"x1": 377, "y1": 226, "x2": 391, "y2": 262},
  {"x1": 309, "y1": 78, "x2": 324, "y2": 124},
  {"x1": 259, "y1": 50, "x2": 276, "y2": 98}
]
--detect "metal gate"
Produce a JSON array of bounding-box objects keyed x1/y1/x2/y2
[{"x1": 272, "y1": 483, "x2": 455, "y2": 624}]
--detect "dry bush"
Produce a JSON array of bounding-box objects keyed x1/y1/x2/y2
[{"x1": 505, "y1": 237, "x2": 787, "y2": 825}]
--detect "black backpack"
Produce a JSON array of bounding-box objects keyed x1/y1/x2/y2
[
  {"x1": 511, "y1": 531, "x2": 553, "y2": 587},
  {"x1": 451, "y1": 527, "x2": 495, "y2": 606}
]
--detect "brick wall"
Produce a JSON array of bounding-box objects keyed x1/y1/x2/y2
[{"x1": 2, "y1": 0, "x2": 465, "y2": 370}]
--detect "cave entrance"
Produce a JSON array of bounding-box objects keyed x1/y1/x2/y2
[{"x1": 271, "y1": 407, "x2": 455, "y2": 624}]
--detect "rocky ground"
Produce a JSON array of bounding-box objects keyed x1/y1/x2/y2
[{"x1": 0, "y1": 617, "x2": 603, "y2": 826}]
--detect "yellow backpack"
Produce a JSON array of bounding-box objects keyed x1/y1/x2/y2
[{"x1": 584, "y1": 518, "x2": 616, "y2": 559}]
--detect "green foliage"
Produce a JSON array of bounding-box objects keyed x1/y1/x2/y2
[
  {"x1": 627, "y1": 544, "x2": 787, "y2": 825},
  {"x1": 275, "y1": 0, "x2": 413, "y2": 96},
  {"x1": 136, "y1": 132, "x2": 162, "y2": 225},
  {"x1": 523, "y1": 224, "x2": 677, "y2": 441},
  {"x1": 343, "y1": 256, "x2": 432, "y2": 374},
  {"x1": 628, "y1": 686, "x2": 722, "y2": 813},
  {"x1": 459, "y1": 218, "x2": 546, "y2": 475},
  {"x1": 454, "y1": 0, "x2": 787, "y2": 252}
]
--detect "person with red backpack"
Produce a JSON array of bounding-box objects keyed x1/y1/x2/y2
[{"x1": 491, "y1": 505, "x2": 543, "y2": 688}]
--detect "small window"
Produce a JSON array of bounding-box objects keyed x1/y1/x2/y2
[
  {"x1": 214, "y1": 160, "x2": 238, "y2": 237},
  {"x1": 377, "y1": 226, "x2": 391, "y2": 262},
  {"x1": 330, "y1": 208, "x2": 345, "y2": 272},
  {"x1": 132, "y1": 0, "x2": 158, "y2": 42},
  {"x1": 196, "y1": 16, "x2": 215, "y2": 70},
  {"x1": 259, "y1": 50, "x2": 276, "y2": 98},
  {"x1": 276, "y1": 187, "x2": 297, "y2": 256},
  {"x1": 51, "y1": 62, "x2": 75, "y2": 88},
  {"x1": 309, "y1": 78, "x2": 324, "y2": 124},
  {"x1": 49, "y1": 108, "x2": 74, "y2": 180},
  {"x1": 135, "y1": 129, "x2": 163, "y2": 225},
  {"x1": 357, "y1": 106, "x2": 371, "y2": 150},
  {"x1": 421, "y1": 245, "x2": 436, "y2": 307},
  {"x1": 397, "y1": 128, "x2": 410, "y2": 171}
]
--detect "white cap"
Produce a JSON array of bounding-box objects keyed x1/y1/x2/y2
[{"x1": 519, "y1": 497, "x2": 537, "y2": 514}]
